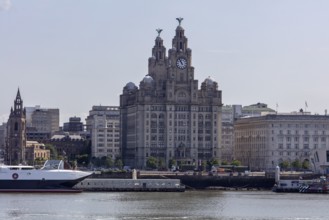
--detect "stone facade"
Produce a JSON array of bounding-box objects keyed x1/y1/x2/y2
[
  {"x1": 86, "y1": 106, "x2": 120, "y2": 159},
  {"x1": 120, "y1": 19, "x2": 222, "y2": 169},
  {"x1": 0, "y1": 123, "x2": 7, "y2": 163},
  {"x1": 46, "y1": 133, "x2": 89, "y2": 161},
  {"x1": 5, "y1": 89, "x2": 27, "y2": 165},
  {"x1": 221, "y1": 105, "x2": 242, "y2": 163},
  {"x1": 234, "y1": 113, "x2": 329, "y2": 171},
  {"x1": 25, "y1": 141, "x2": 50, "y2": 164}
]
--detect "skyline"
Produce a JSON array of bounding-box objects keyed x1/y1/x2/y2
[{"x1": 1, "y1": 0, "x2": 329, "y2": 124}]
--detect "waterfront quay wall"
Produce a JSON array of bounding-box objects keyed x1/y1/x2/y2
[
  {"x1": 174, "y1": 175, "x2": 275, "y2": 189},
  {"x1": 137, "y1": 175, "x2": 275, "y2": 189},
  {"x1": 74, "y1": 178, "x2": 185, "y2": 192},
  {"x1": 90, "y1": 172, "x2": 275, "y2": 190}
]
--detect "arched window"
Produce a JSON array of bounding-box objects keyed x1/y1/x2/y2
[{"x1": 14, "y1": 122, "x2": 18, "y2": 131}]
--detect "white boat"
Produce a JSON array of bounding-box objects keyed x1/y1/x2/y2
[{"x1": 0, "y1": 160, "x2": 92, "y2": 192}]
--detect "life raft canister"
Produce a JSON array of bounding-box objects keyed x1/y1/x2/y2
[{"x1": 12, "y1": 173, "x2": 19, "y2": 180}]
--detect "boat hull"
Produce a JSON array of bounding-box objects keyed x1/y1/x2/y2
[{"x1": 0, "y1": 176, "x2": 87, "y2": 192}]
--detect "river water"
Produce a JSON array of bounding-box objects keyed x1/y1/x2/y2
[{"x1": 0, "y1": 190, "x2": 327, "y2": 220}]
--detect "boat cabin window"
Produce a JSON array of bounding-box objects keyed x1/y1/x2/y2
[
  {"x1": 41, "y1": 160, "x2": 64, "y2": 170},
  {"x1": 21, "y1": 167, "x2": 34, "y2": 170}
]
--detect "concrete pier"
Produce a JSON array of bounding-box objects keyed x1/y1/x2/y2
[{"x1": 74, "y1": 178, "x2": 185, "y2": 192}]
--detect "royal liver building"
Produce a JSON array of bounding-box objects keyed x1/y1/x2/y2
[{"x1": 120, "y1": 18, "x2": 222, "y2": 169}]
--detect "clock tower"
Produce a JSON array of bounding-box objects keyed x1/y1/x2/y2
[{"x1": 121, "y1": 18, "x2": 222, "y2": 169}]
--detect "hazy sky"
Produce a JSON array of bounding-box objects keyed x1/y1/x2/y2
[{"x1": 1, "y1": 0, "x2": 329, "y2": 124}]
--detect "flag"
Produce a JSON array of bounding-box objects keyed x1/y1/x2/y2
[{"x1": 305, "y1": 101, "x2": 308, "y2": 108}]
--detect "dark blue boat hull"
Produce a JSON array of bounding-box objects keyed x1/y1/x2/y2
[{"x1": 0, "y1": 177, "x2": 87, "y2": 192}]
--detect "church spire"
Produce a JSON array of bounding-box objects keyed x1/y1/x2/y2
[
  {"x1": 16, "y1": 88, "x2": 21, "y2": 100},
  {"x1": 13, "y1": 88, "x2": 23, "y2": 116}
]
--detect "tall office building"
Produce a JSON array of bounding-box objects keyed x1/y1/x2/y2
[
  {"x1": 120, "y1": 18, "x2": 222, "y2": 169},
  {"x1": 25, "y1": 105, "x2": 60, "y2": 140},
  {"x1": 86, "y1": 106, "x2": 120, "y2": 159}
]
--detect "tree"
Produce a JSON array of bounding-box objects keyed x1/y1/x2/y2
[
  {"x1": 115, "y1": 158, "x2": 123, "y2": 169},
  {"x1": 76, "y1": 154, "x2": 90, "y2": 166},
  {"x1": 158, "y1": 158, "x2": 165, "y2": 170},
  {"x1": 105, "y1": 156, "x2": 114, "y2": 168},
  {"x1": 91, "y1": 157, "x2": 101, "y2": 167},
  {"x1": 45, "y1": 144, "x2": 58, "y2": 160},
  {"x1": 210, "y1": 159, "x2": 219, "y2": 166},
  {"x1": 302, "y1": 160, "x2": 310, "y2": 170},
  {"x1": 34, "y1": 157, "x2": 45, "y2": 166},
  {"x1": 231, "y1": 160, "x2": 241, "y2": 166},
  {"x1": 201, "y1": 160, "x2": 207, "y2": 171},
  {"x1": 146, "y1": 156, "x2": 158, "y2": 170},
  {"x1": 221, "y1": 161, "x2": 228, "y2": 165},
  {"x1": 291, "y1": 159, "x2": 302, "y2": 170},
  {"x1": 70, "y1": 160, "x2": 77, "y2": 169},
  {"x1": 279, "y1": 160, "x2": 290, "y2": 170},
  {"x1": 168, "y1": 159, "x2": 177, "y2": 169}
]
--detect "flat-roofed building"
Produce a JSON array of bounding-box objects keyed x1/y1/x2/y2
[
  {"x1": 86, "y1": 106, "x2": 120, "y2": 159},
  {"x1": 25, "y1": 106, "x2": 60, "y2": 141},
  {"x1": 234, "y1": 113, "x2": 329, "y2": 171},
  {"x1": 63, "y1": 117, "x2": 84, "y2": 133}
]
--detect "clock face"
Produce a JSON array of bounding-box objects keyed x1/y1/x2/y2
[{"x1": 176, "y1": 58, "x2": 187, "y2": 69}]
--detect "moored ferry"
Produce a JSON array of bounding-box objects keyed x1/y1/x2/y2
[
  {"x1": 299, "y1": 176, "x2": 329, "y2": 193},
  {"x1": 0, "y1": 160, "x2": 92, "y2": 192}
]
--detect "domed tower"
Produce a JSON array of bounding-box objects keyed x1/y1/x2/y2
[
  {"x1": 148, "y1": 29, "x2": 168, "y2": 98},
  {"x1": 200, "y1": 76, "x2": 221, "y2": 103},
  {"x1": 6, "y1": 89, "x2": 27, "y2": 165},
  {"x1": 120, "y1": 18, "x2": 222, "y2": 169}
]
